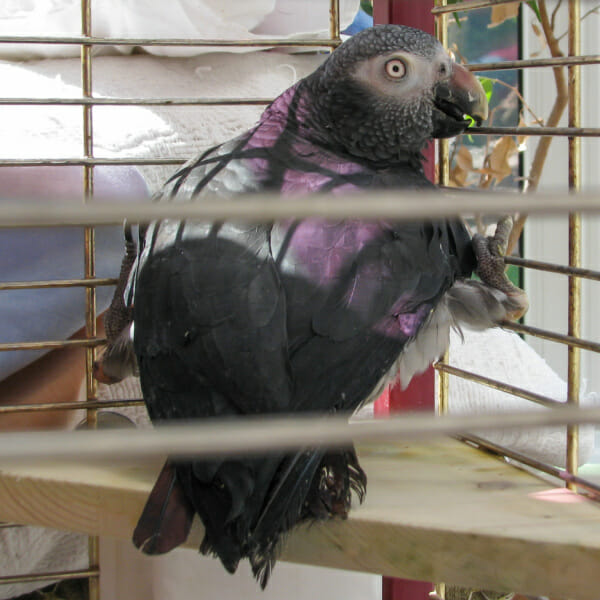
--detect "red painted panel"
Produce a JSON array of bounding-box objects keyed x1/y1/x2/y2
[
  {"x1": 373, "y1": 0, "x2": 435, "y2": 34},
  {"x1": 382, "y1": 578, "x2": 435, "y2": 600},
  {"x1": 372, "y1": 2, "x2": 437, "y2": 598},
  {"x1": 373, "y1": 367, "x2": 435, "y2": 415}
]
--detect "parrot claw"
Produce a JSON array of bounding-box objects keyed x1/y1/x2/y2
[
  {"x1": 473, "y1": 216, "x2": 529, "y2": 321},
  {"x1": 302, "y1": 448, "x2": 367, "y2": 521},
  {"x1": 491, "y1": 214, "x2": 513, "y2": 256}
]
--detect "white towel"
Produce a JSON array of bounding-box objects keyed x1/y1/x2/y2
[
  {"x1": 0, "y1": 51, "x2": 327, "y2": 191},
  {"x1": 0, "y1": 0, "x2": 358, "y2": 60},
  {"x1": 445, "y1": 327, "x2": 598, "y2": 467},
  {"x1": 0, "y1": 526, "x2": 89, "y2": 599}
]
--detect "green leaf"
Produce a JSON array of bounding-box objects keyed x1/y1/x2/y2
[
  {"x1": 526, "y1": 1, "x2": 542, "y2": 23},
  {"x1": 445, "y1": 0, "x2": 462, "y2": 27},
  {"x1": 360, "y1": 0, "x2": 373, "y2": 17},
  {"x1": 464, "y1": 115, "x2": 475, "y2": 142},
  {"x1": 479, "y1": 77, "x2": 494, "y2": 104}
]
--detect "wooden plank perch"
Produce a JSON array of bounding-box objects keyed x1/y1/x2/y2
[{"x1": 0, "y1": 437, "x2": 600, "y2": 598}]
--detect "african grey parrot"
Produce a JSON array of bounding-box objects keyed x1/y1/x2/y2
[{"x1": 101, "y1": 24, "x2": 527, "y2": 586}]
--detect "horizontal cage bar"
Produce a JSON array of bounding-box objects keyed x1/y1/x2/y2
[
  {"x1": 0, "y1": 278, "x2": 117, "y2": 291},
  {"x1": 0, "y1": 568, "x2": 99, "y2": 586},
  {"x1": 0, "y1": 192, "x2": 599, "y2": 227},
  {"x1": 0, "y1": 35, "x2": 340, "y2": 48},
  {"x1": 505, "y1": 256, "x2": 600, "y2": 282},
  {"x1": 468, "y1": 55, "x2": 600, "y2": 72},
  {"x1": 457, "y1": 433, "x2": 600, "y2": 498},
  {"x1": 1, "y1": 405, "x2": 600, "y2": 464},
  {"x1": 472, "y1": 126, "x2": 600, "y2": 137},
  {"x1": 0, "y1": 158, "x2": 185, "y2": 167},
  {"x1": 501, "y1": 321, "x2": 600, "y2": 354},
  {"x1": 0, "y1": 97, "x2": 273, "y2": 106},
  {"x1": 432, "y1": 0, "x2": 521, "y2": 15},
  {"x1": 0, "y1": 398, "x2": 144, "y2": 415},
  {"x1": 0, "y1": 338, "x2": 105, "y2": 352},
  {"x1": 434, "y1": 363, "x2": 562, "y2": 408}
]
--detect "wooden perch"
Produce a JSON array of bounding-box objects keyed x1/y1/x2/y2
[{"x1": 0, "y1": 438, "x2": 600, "y2": 598}]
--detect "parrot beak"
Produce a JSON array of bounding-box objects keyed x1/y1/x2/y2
[{"x1": 431, "y1": 63, "x2": 489, "y2": 139}]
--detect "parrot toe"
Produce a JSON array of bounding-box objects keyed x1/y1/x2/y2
[{"x1": 473, "y1": 216, "x2": 529, "y2": 321}]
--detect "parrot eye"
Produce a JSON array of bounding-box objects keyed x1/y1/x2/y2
[{"x1": 385, "y1": 59, "x2": 406, "y2": 79}]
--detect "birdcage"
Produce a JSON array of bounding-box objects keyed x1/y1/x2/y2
[{"x1": 0, "y1": 1, "x2": 598, "y2": 600}]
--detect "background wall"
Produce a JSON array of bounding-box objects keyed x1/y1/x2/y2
[{"x1": 99, "y1": 537, "x2": 381, "y2": 600}]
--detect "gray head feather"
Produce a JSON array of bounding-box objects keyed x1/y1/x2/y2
[
  {"x1": 323, "y1": 24, "x2": 441, "y2": 78},
  {"x1": 302, "y1": 25, "x2": 445, "y2": 165}
]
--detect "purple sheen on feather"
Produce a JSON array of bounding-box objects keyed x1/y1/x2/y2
[
  {"x1": 281, "y1": 140, "x2": 366, "y2": 195},
  {"x1": 246, "y1": 84, "x2": 307, "y2": 149},
  {"x1": 277, "y1": 219, "x2": 386, "y2": 286},
  {"x1": 374, "y1": 301, "x2": 431, "y2": 340},
  {"x1": 242, "y1": 82, "x2": 368, "y2": 196}
]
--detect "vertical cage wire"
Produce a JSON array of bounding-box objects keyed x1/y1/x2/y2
[
  {"x1": 566, "y1": 0, "x2": 582, "y2": 490},
  {"x1": 80, "y1": 1, "x2": 100, "y2": 598},
  {"x1": 435, "y1": 0, "x2": 450, "y2": 186},
  {"x1": 434, "y1": 2, "x2": 449, "y2": 596},
  {"x1": 81, "y1": 0, "x2": 97, "y2": 425},
  {"x1": 329, "y1": 0, "x2": 341, "y2": 44},
  {"x1": 435, "y1": 0, "x2": 450, "y2": 420}
]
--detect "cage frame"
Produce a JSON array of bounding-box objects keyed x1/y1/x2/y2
[{"x1": 0, "y1": 0, "x2": 597, "y2": 599}]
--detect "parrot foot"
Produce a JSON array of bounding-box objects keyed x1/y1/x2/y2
[
  {"x1": 472, "y1": 216, "x2": 529, "y2": 321},
  {"x1": 93, "y1": 325, "x2": 138, "y2": 384},
  {"x1": 94, "y1": 222, "x2": 138, "y2": 384},
  {"x1": 303, "y1": 447, "x2": 367, "y2": 521}
]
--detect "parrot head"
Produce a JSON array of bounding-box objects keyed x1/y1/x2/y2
[{"x1": 305, "y1": 24, "x2": 488, "y2": 163}]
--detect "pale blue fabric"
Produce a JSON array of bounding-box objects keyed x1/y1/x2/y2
[{"x1": 0, "y1": 165, "x2": 148, "y2": 380}]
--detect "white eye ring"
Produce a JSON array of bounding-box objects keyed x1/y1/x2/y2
[{"x1": 385, "y1": 59, "x2": 406, "y2": 79}]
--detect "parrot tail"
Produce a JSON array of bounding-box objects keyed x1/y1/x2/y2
[
  {"x1": 132, "y1": 460, "x2": 194, "y2": 555},
  {"x1": 248, "y1": 449, "x2": 325, "y2": 588},
  {"x1": 133, "y1": 450, "x2": 366, "y2": 587},
  {"x1": 248, "y1": 446, "x2": 367, "y2": 588}
]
